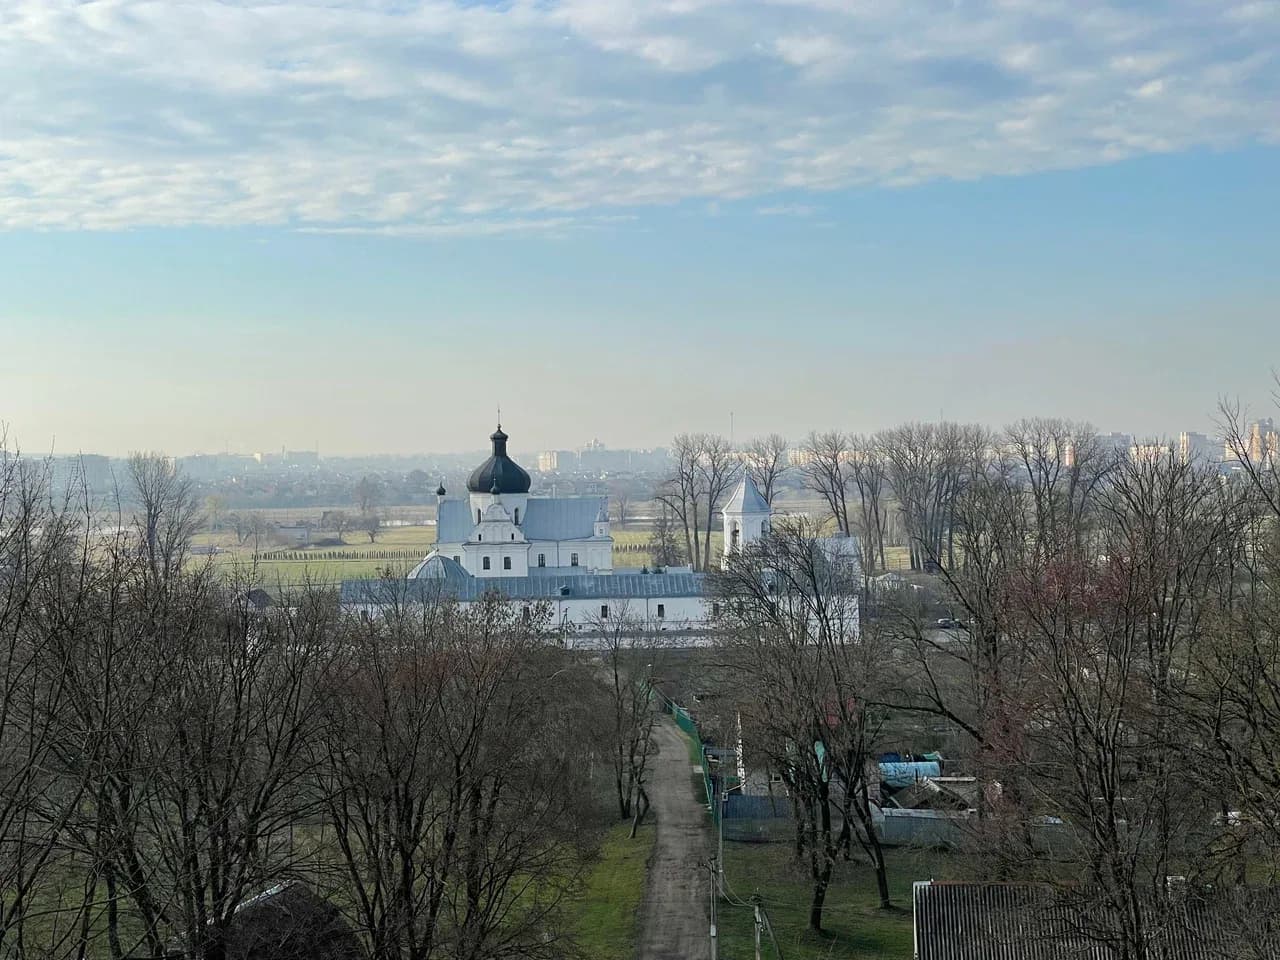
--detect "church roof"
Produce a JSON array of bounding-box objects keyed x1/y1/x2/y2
[
  {"x1": 724, "y1": 476, "x2": 770, "y2": 515},
  {"x1": 406, "y1": 552, "x2": 470, "y2": 581},
  {"x1": 467, "y1": 425, "x2": 531, "y2": 494},
  {"x1": 341, "y1": 569, "x2": 705, "y2": 604},
  {"x1": 437, "y1": 495, "x2": 606, "y2": 543}
]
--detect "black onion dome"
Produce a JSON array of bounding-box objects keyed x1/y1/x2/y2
[{"x1": 466, "y1": 425, "x2": 531, "y2": 494}]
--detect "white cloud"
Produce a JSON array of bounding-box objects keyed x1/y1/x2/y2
[{"x1": 1, "y1": 0, "x2": 1277, "y2": 233}]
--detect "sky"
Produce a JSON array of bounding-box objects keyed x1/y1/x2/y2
[{"x1": 2, "y1": 0, "x2": 1279, "y2": 457}]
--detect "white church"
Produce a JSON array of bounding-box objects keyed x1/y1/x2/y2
[{"x1": 340, "y1": 423, "x2": 857, "y2": 640}]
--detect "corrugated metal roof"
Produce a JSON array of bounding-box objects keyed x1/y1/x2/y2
[
  {"x1": 912, "y1": 882, "x2": 1278, "y2": 960},
  {"x1": 435, "y1": 495, "x2": 605, "y2": 544},
  {"x1": 341, "y1": 570, "x2": 705, "y2": 604}
]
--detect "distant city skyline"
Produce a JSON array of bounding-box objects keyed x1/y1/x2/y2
[
  {"x1": 3, "y1": 2, "x2": 1278, "y2": 455},
  {"x1": 7, "y1": 408, "x2": 1267, "y2": 462}
]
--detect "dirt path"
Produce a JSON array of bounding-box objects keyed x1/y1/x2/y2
[{"x1": 636, "y1": 719, "x2": 712, "y2": 960}]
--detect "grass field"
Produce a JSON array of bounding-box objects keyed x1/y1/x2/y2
[
  {"x1": 717, "y1": 844, "x2": 954, "y2": 960},
  {"x1": 568, "y1": 821, "x2": 656, "y2": 960}
]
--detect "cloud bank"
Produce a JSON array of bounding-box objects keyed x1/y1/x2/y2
[{"x1": 2, "y1": 0, "x2": 1277, "y2": 232}]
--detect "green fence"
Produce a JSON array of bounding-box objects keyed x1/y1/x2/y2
[
  {"x1": 667, "y1": 701, "x2": 736, "y2": 820},
  {"x1": 668, "y1": 699, "x2": 792, "y2": 841}
]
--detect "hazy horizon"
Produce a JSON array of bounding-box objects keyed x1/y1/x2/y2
[{"x1": 4, "y1": 1, "x2": 1278, "y2": 456}]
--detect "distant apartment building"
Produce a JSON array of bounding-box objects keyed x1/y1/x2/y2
[
  {"x1": 1097, "y1": 432, "x2": 1133, "y2": 459},
  {"x1": 537, "y1": 450, "x2": 574, "y2": 472},
  {"x1": 1223, "y1": 418, "x2": 1279, "y2": 464},
  {"x1": 788, "y1": 447, "x2": 816, "y2": 467},
  {"x1": 537, "y1": 443, "x2": 668, "y2": 474},
  {"x1": 1129, "y1": 441, "x2": 1173, "y2": 464},
  {"x1": 1178, "y1": 431, "x2": 1217, "y2": 465}
]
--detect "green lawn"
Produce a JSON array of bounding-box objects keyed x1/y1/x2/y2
[
  {"x1": 717, "y1": 844, "x2": 957, "y2": 960},
  {"x1": 568, "y1": 821, "x2": 656, "y2": 960}
]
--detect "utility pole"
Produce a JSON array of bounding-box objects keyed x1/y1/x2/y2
[
  {"x1": 709, "y1": 860, "x2": 718, "y2": 960},
  {"x1": 718, "y1": 789, "x2": 726, "y2": 889},
  {"x1": 753, "y1": 901, "x2": 763, "y2": 960}
]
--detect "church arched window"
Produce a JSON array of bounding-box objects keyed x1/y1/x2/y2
[
  {"x1": 477, "y1": 509, "x2": 482, "y2": 524},
  {"x1": 483, "y1": 556, "x2": 491, "y2": 570},
  {"x1": 731, "y1": 524, "x2": 740, "y2": 550},
  {"x1": 514, "y1": 508, "x2": 520, "y2": 525}
]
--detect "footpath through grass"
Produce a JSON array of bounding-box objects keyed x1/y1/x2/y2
[
  {"x1": 717, "y1": 844, "x2": 959, "y2": 960},
  {"x1": 569, "y1": 821, "x2": 656, "y2": 960}
]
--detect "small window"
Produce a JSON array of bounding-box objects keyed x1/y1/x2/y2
[
  {"x1": 483, "y1": 557, "x2": 491, "y2": 570},
  {"x1": 478, "y1": 534, "x2": 482, "y2": 541},
  {"x1": 601, "y1": 604, "x2": 609, "y2": 619},
  {"x1": 712, "y1": 602, "x2": 720, "y2": 618},
  {"x1": 538, "y1": 553, "x2": 546, "y2": 567},
  {"x1": 514, "y1": 508, "x2": 520, "y2": 524},
  {"x1": 477, "y1": 509, "x2": 481, "y2": 524},
  {"x1": 510, "y1": 533, "x2": 515, "y2": 541},
  {"x1": 503, "y1": 557, "x2": 512, "y2": 570},
  {"x1": 571, "y1": 552, "x2": 579, "y2": 567},
  {"x1": 657, "y1": 603, "x2": 665, "y2": 619},
  {"x1": 453, "y1": 556, "x2": 460, "y2": 563}
]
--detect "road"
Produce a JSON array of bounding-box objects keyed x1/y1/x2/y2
[{"x1": 636, "y1": 718, "x2": 712, "y2": 960}]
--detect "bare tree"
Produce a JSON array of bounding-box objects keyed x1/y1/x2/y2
[
  {"x1": 0, "y1": 448, "x2": 95, "y2": 958},
  {"x1": 646, "y1": 504, "x2": 684, "y2": 569},
  {"x1": 590, "y1": 602, "x2": 662, "y2": 835},
  {"x1": 711, "y1": 518, "x2": 889, "y2": 931},
  {"x1": 609, "y1": 482, "x2": 631, "y2": 529},
  {"x1": 354, "y1": 475, "x2": 383, "y2": 516},
  {"x1": 847, "y1": 435, "x2": 889, "y2": 575},
  {"x1": 878, "y1": 423, "x2": 990, "y2": 571},
  {"x1": 656, "y1": 434, "x2": 739, "y2": 571},
  {"x1": 360, "y1": 512, "x2": 381, "y2": 543},
  {"x1": 800, "y1": 431, "x2": 853, "y2": 534},
  {"x1": 314, "y1": 593, "x2": 601, "y2": 960},
  {"x1": 743, "y1": 434, "x2": 788, "y2": 505},
  {"x1": 127, "y1": 452, "x2": 203, "y2": 584}
]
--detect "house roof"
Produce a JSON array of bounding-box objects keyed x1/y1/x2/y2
[
  {"x1": 341, "y1": 569, "x2": 705, "y2": 605},
  {"x1": 912, "y1": 881, "x2": 1279, "y2": 960},
  {"x1": 437, "y1": 495, "x2": 606, "y2": 543}
]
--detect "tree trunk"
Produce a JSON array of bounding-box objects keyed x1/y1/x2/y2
[{"x1": 629, "y1": 786, "x2": 650, "y2": 839}]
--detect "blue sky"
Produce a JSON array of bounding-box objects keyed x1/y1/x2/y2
[{"x1": 2, "y1": 0, "x2": 1278, "y2": 455}]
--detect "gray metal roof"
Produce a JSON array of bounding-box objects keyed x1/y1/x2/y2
[
  {"x1": 406, "y1": 553, "x2": 470, "y2": 581},
  {"x1": 436, "y1": 495, "x2": 606, "y2": 544},
  {"x1": 341, "y1": 569, "x2": 705, "y2": 604},
  {"x1": 724, "y1": 476, "x2": 770, "y2": 515},
  {"x1": 912, "y1": 881, "x2": 1277, "y2": 960}
]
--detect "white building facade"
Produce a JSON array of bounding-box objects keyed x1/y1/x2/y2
[{"x1": 340, "y1": 427, "x2": 857, "y2": 643}]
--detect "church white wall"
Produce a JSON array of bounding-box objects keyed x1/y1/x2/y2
[{"x1": 468, "y1": 492, "x2": 530, "y2": 526}]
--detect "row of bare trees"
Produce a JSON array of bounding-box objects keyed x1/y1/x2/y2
[
  {"x1": 0, "y1": 451, "x2": 611, "y2": 960},
  {"x1": 866, "y1": 404, "x2": 1280, "y2": 958},
  {"x1": 656, "y1": 420, "x2": 1120, "y2": 578},
  {"x1": 697, "y1": 401, "x2": 1280, "y2": 955},
  {"x1": 709, "y1": 520, "x2": 890, "y2": 932}
]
